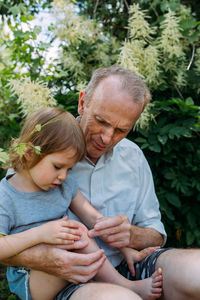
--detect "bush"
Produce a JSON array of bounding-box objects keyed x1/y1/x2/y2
[{"x1": 131, "y1": 98, "x2": 200, "y2": 247}]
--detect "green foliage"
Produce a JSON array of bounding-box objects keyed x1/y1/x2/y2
[
  {"x1": 0, "y1": 266, "x2": 18, "y2": 299},
  {"x1": 132, "y1": 98, "x2": 200, "y2": 247},
  {"x1": 0, "y1": 0, "x2": 53, "y2": 17}
]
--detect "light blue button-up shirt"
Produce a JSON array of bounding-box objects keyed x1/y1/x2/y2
[{"x1": 67, "y1": 138, "x2": 166, "y2": 267}]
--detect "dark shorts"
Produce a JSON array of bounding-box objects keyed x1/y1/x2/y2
[
  {"x1": 116, "y1": 247, "x2": 171, "y2": 280},
  {"x1": 54, "y1": 283, "x2": 85, "y2": 300},
  {"x1": 54, "y1": 248, "x2": 171, "y2": 300}
]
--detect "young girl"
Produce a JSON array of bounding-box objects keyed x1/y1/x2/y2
[{"x1": 0, "y1": 107, "x2": 162, "y2": 300}]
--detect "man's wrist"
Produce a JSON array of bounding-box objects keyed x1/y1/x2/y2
[{"x1": 130, "y1": 225, "x2": 163, "y2": 249}]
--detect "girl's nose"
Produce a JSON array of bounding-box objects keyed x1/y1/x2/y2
[{"x1": 58, "y1": 170, "x2": 68, "y2": 181}]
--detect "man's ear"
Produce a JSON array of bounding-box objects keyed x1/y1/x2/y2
[
  {"x1": 24, "y1": 143, "x2": 34, "y2": 161},
  {"x1": 78, "y1": 91, "x2": 86, "y2": 115}
]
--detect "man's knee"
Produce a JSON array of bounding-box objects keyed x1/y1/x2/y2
[
  {"x1": 70, "y1": 282, "x2": 142, "y2": 300},
  {"x1": 155, "y1": 248, "x2": 200, "y2": 300}
]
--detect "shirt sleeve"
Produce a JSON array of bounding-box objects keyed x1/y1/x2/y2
[
  {"x1": 133, "y1": 150, "x2": 167, "y2": 245},
  {"x1": 0, "y1": 186, "x2": 12, "y2": 235}
]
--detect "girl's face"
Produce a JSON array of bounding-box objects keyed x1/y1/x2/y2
[{"x1": 27, "y1": 147, "x2": 78, "y2": 192}]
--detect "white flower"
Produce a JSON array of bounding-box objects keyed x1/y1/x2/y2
[
  {"x1": 128, "y1": 4, "x2": 155, "y2": 42},
  {"x1": 8, "y1": 78, "x2": 57, "y2": 116},
  {"x1": 159, "y1": 10, "x2": 184, "y2": 58},
  {"x1": 135, "y1": 103, "x2": 156, "y2": 130}
]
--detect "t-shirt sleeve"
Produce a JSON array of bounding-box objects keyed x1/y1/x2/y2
[
  {"x1": 0, "y1": 184, "x2": 12, "y2": 235},
  {"x1": 62, "y1": 174, "x2": 79, "y2": 202}
]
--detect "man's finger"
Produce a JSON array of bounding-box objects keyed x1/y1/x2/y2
[
  {"x1": 94, "y1": 215, "x2": 123, "y2": 230},
  {"x1": 89, "y1": 226, "x2": 120, "y2": 237},
  {"x1": 70, "y1": 249, "x2": 105, "y2": 267},
  {"x1": 69, "y1": 251, "x2": 106, "y2": 283}
]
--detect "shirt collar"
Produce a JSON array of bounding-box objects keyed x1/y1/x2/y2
[{"x1": 85, "y1": 148, "x2": 114, "y2": 167}]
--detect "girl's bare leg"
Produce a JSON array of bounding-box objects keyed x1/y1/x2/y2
[
  {"x1": 77, "y1": 225, "x2": 162, "y2": 300},
  {"x1": 29, "y1": 269, "x2": 67, "y2": 300}
]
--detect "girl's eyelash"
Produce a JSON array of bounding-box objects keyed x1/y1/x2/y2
[{"x1": 54, "y1": 165, "x2": 60, "y2": 170}]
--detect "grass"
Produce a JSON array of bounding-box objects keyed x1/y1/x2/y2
[{"x1": 0, "y1": 266, "x2": 19, "y2": 300}]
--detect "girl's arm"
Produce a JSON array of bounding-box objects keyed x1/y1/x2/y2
[
  {"x1": 0, "y1": 217, "x2": 81, "y2": 260},
  {"x1": 0, "y1": 226, "x2": 45, "y2": 260},
  {"x1": 70, "y1": 190, "x2": 103, "y2": 229}
]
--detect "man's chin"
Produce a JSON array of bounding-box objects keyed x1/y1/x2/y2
[{"x1": 87, "y1": 151, "x2": 103, "y2": 163}]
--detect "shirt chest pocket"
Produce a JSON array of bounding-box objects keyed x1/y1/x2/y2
[{"x1": 107, "y1": 196, "x2": 136, "y2": 224}]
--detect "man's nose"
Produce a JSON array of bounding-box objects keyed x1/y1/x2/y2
[{"x1": 101, "y1": 127, "x2": 114, "y2": 145}]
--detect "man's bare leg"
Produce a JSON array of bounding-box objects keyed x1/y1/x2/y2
[
  {"x1": 70, "y1": 282, "x2": 143, "y2": 300},
  {"x1": 155, "y1": 249, "x2": 200, "y2": 300}
]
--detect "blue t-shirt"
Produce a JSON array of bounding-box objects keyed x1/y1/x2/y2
[
  {"x1": 0, "y1": 174, "x2": 79, "y2": 236},
  {"x1": 0, "y1": 173, "x2": 79, "y2": 300}
]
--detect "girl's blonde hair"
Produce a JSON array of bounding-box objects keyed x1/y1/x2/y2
[{"x1": 10, "y1": 107, "x2": 86, "y2": 171}]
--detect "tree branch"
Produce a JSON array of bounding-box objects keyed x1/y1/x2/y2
[
  {"x1": 187, "y1": 45, "x2": 195, "y2": 71},
  {"x1": 93, "y1": 0, "x2": 100, "y2": 19}
]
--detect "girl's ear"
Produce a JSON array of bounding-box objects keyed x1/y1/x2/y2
[{"x1": 24, "y1": 143, "x2": 34, "y2": 161}]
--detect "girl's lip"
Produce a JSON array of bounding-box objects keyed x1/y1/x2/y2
[{"x1": 51, "y1": 183, "x2": 58, "y2": 188}]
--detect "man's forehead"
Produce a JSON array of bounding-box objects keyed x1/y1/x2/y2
[{"x1": 91, "y1": 102, "x2": 136, "y2": 129}]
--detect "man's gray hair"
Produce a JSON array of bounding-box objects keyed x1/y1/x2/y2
[{"x1": 85, "y1": 65, "x2": 151, "y2": 106}]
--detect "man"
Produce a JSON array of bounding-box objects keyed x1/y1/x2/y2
[{"x1": 2, "y1": 66, "x2": 200, "y2": 300}]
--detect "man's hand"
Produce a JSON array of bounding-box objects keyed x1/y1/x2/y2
[
  {"x1": 1, "y1": 244, "x2": 106, "y2": 284},
  {"x1": 88, "y1": 215, "x2": 131, "y2": 248},
  {"x1": 49, "y1": 246, "x2": 106, "y2": 283}
]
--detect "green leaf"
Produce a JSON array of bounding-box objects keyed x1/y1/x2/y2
[
  {"x1": 157, "y1": 135, "x2": 168, "y2": 145},
  {"x1": 0, "y1": 149, "x2": 9, "y2": 164},
  {"x1": 33, "y1": 146, "x2": 41, "y2": 155},
  {"x1": 134, "y1": 137, "x2": 147, "y2": 143},
  {"x1": 20, "y1": 15, "x2": 35, "y2": 22},
  {"x1": 168, "y1": 127, "x2": 188, "y2": 139},
  {"x1": 35, "y1": 124, "x2": 42, "y2": 132},
  {"x1": 186, "y1": 231, "x2": 195, "y2": 245},
  {"x1": 33, "y1": 25, "x2": 42, "y2": 35},
  {"x1": 8, "y1": 5, "x2": 20, "y2": 16},
  {"x1": 149, "y1": 143, "x2": 161, "y2": 152},
  {"x1": 160, "y1": 0, "x2": 170, "y2": 12},
  {"x1": 14, "y1": 143, "x2": 27, "y2": 157},
  {"x1": 180, "y1": 18, "x2": 196, "y2": 30},
  {"x1": 186, "y1": 212, "x2": 196, "y2": 229},
  {"x1": 165, "y1": 193, "x2": 181, "y2": 208},
  {"x1": 163, "y1": 207, "x2": 175, "y2": 221},
  {"x1": 164, "y1": 170, "x2": 175, "y2": 180},
  {"x1": 185, "y1": 97, "x2": 194, "y2": 105},
  {"x1": 141, "y1": 143, "x2": 149, "y2": 149},
  {"x1": 189, "y1": 32, "x2": 200, "y2": 43}
]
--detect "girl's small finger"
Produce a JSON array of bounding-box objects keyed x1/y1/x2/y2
[{"x1": 60, "y1": 232, "x2": 81, "y2": 240}]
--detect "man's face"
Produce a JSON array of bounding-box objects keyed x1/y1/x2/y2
[{"x1": 78, "y1": 76, "x2": 144, "y2": 164}]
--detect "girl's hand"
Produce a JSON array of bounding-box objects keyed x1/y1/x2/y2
[
  {"x1": 39, "y1": 217, "x2": 82, "y2": 245},
  {"x1": 120, "y1": 246, "x2": 160, "y2": 276}
]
